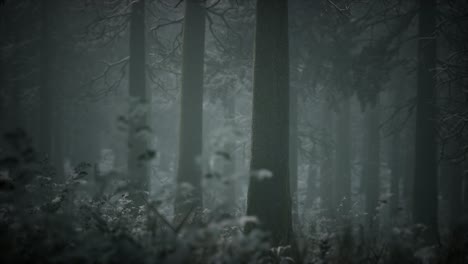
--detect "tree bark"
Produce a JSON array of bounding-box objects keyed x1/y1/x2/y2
[
  {"x1": 290, "y1": 81, "x2": 299, "y2": 228},
  {"x1": 439, "y1": 85, "x2": 464, "y2": 229},
  {"x1": 320, "y1": 101, "x2": 334, "y2": 220},
  {"x1": 363, "y1": 96, "x2": 380, "y2": 230},
  {"x1": 223, "y1": 90, "x2": 236, "y2": 214},
  {"x1": 413, "y1": 0, "x2": 438, "y2": 241},
  {"x1": 39, "y1": 0, "x2": 54, "y2": 159},
  {"x1": 463, "y1": 168, "x2": 468, "y2": 216},
  {"x1": 52, "y1": 101, "x2": 64, "y2": 179},
  {"x1": 51, "y1": 1, "x2": 68, "y2": 180},
  {"x1": 439, "y1": 74, "x2": 465, "y2": 230},
  {"x1": 335, "y1": 98, "x2": 352, "y2": 214},
  {"x1": 389, "y1": 88, "x2": 403, "y2": 217},
  {"x1": 128, "y1": 0, "x2": 149, "y2": 196},
  {"x1": 246, "y1": 0, "x2": 293, "y2": 246},
  {"x1": 174, "y1": 0, "x2": 206, "y2": 220},
  {"x1": 0, "y1": 12, "x2": 5, "y2": 132},
  {"x1": 442, "y1": 149, "x2": 463, "y2": 229},
  {"x1": 402, "y1": 108, "x2": 415, "y2": 220},
  {"x1": 305, "y1": 153, "x2": 317, "y2": 211}
]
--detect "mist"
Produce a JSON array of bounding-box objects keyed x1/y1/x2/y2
[{"x1": 1, "y1": 0, "x2": 468, "y2": 263}]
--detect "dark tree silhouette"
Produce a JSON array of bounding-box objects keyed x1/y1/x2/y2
[
  {"x1": 128, "y1": 0, "x2": 149, "y2": 196},
  {"x1": 320, "y1": 101, "x2": 335, "y2": 220},
  {"x1": 246, "y1": 0, "x2": 293, "y2": 245},
  {"x1": 335, "y1": 98, "x2": 351, "y2": 214},
  {"x1": 39, "y1": 0, "x2": 54, "y2": 159},
  {"x1": 413, "y1": 0, "x2": 438, "y2": 241},
  {"x1": 290, "y1": 80, "x2": 299, "y2": 227},
  {"x1": 363, "y1": 96, "x2": 380, "y2": 229},
  {"x1": 174, "y1": 0, "x2": 206, "y2": 221}
]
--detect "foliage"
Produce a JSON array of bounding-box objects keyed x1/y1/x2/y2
[{"x1": 1, "y1": 130, "x2": 467, "y2": 263}]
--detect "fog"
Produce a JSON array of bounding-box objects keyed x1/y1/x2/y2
[{"x1": 1, "y1": 0, "x2": 468, "y2": 263}]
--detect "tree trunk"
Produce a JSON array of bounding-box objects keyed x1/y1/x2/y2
[
  {"x1": 442, "y1": 148, "x2": 463, "y2": 229},
  {"x1": 223, "y1": 90, "x2": 236, "y2": 214},
  {"x1": 51, "y1": 1, "x2": 68, "y2": 181},
  {"x1": 174, "y1": 0, "x2": 206, "y2": 220},
  {"x1": 402, "y1": 111, "x2": 415, "y2": 220},
  {"x1": 52, "y1": 101, "x2": 64, "y2": 179},
  {"x1": 389, "y1": 131, "x2": 401, "y2": 218},
  {"x1": 290, "y1": 82, "x2": 299, "y2": 228},
  {"x1": 363, "y1": 96, "x2": 380, "y2": 230},
  {"x1": 6, "y1": 42, "x2": 20, "y2": 131},
  {"x1": 39, "y1": 0, "x2": 53, "y2": 159},
  {"x1": 335, "y1": 98, "x2": 352, "y2": 214},
  {"x1": 305, "y1": 152, "x2": 317, "y2": 211},
  {"x1": 0, "y1": 12, "x2": 5, "y2": 133},
  {"x1": 389, "y1": 88, "x2": 403, "y2": 218},
  {"x1": 320, "y1": 101, "x2": 334, "y2": 220},
  {"x1": 246, "y1": 0, "x2": 293, "y2": 246},
  {"x1": 439, "y1": 73, "x2": 465, "y2": 231},
  {"x1": 463, "y1": 168, "x2": 468, "y2": 216},
  {"x1": 439, "y1": 83, "x2": 465, "y2": 229},
  {"x1": 413, "y1": 0, "x2": 438, "y2": 241},
  {"x1": 128, "y1": 0, "x2": 149, "y2": 197}
]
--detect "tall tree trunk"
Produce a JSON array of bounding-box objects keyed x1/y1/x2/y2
[
  {"x1": 363, "y1": 96, "x2": 380, "y2": 230},
  {"x1": 413, "y1": 0, "x2": 438, "y2": 240},
  {"x1": 174, "y1": 0, "x2": 206, "y2": 220},
  {"x1": 389, "y1": 131, "x2": 401, "y2": 218},
  {"x1": 441, "y1": 144, "x2": 463, "y2": 229},
  {"x1": 128, "y1": 0, "x2": 148, "y2": 197},
  {"x1": 439, "y1": 71, "x2": 465, "y2": 230},
  {"x1": 39, "y1": 0, "x2": 53, "y2": 159},
  {"x1": 0, "y1": 12, "x2": 5, "y2": 133},
  {"x1": 402, "y1": 108, "x2": 415, "y2": 220},
  {"x1": 335, "y1": 98, "x2": 351, "y2": 214},
  {"x1": 223, "y1": 90, "x2": 236, "y2": 214},
  {"x1": 246, "y1": 0, "x2": 293, "y2": 245},
  {"x1": 1, "y1": 19, "x2": 21, "y2": 132},
  {"x1": 439, "y1": 85, "x2": 465, "y2": 229},
  {"x1": 463, "y1": 167, "x2": 468, "y2": 216},
  {"x1": 6, "y1": 39, "x2": 20, "y2": 131},
  {"x1": 389, "y1": 88, "x2": 403, "y2": 217},
  {"x1": 305, "y1": 150, "x2": 317, "y2": 211},
  {"x1": 289, "y1": 82, "x2": 299, "y2": 228},
  {"x1": 51, "y1": 1, "x2": 67, "y2": 180},
  {"x1": 320, "y1": 101, "x2": 334, "y2": 220},
  {"x1": 52, "y1": 101, "x2": 64, "y2": 179}
]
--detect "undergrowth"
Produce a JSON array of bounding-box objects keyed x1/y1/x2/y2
[{"x1": 1, "y1": 130, "x2": 467, "y2": 264}]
